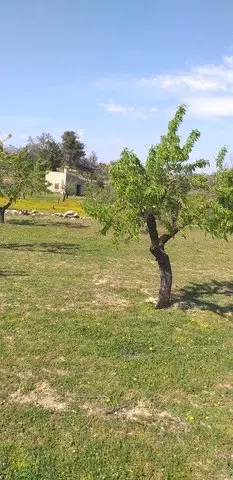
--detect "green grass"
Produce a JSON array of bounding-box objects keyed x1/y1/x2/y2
[
  {"x1": 1, "y1": 218, "x2": 233, "y2": 479},
  {"x1": 0, "y1": 194, "x2": 85, "y2": 215}
]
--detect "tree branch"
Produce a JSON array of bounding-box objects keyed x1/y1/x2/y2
[
  {"x1": 159, "y1": 227, "x2": 179, "y2": 248},
  {"x1": 146, "y1": 214, "x2": 179, "y2": 252},
  {"x1": 3, "y1": 199, "x2": 13, "y2": 210}
]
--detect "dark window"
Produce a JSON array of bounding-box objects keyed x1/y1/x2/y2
[{"x1": 76, "y1": 184, "x2": 82, "y2": 196}]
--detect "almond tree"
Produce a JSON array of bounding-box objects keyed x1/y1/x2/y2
[
  {"x1": 0, "y1": 140, "x2": 48, "y2": 223},
  {"x1": 85, "y1": 105, "x2": 228, "y2": 309}
]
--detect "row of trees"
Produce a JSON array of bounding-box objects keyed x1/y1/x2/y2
[
  {"x1": 22, "y1": 131, "x2": 107, "y2": 178},
  {"x1": 8, "y1": 130, "x2": 109, "y2": 182},
  {"x1": 85, "y1": 104, "x2": 233, "y2": 309},
  {"x1": 25, "y1": 131, "x2": 86, "y2": 172}
]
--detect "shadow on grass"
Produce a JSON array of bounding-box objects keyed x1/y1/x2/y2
[
  {"x1": 0, "y1": 242, "x2": 99, "y2": 255},
  {"x1": 174, "y1": 280, "x2": 233, "y2": 316},
  {"x1": 7, "y1": 219, "x2": 89, "y2": 229},
  {"x1": 0, "y1": 270, "x2": 28, "y2": 276}
]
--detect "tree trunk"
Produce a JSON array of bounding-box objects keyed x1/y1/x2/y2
[
  {"x1": 0, "y1": 200, "x2": 12, "y2": 224},
  {"x1": 146, "y1": 214, "x2": 178, "y2": 309},
  {"x1": 155, "y1": 248, "x2": 172, "y2": 308},
  {"x1": 0, "y1": 207, "x2": 5, "y2": 224}
]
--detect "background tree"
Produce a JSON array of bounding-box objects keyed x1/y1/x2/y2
[
  {"x1": 27, "y1": 132, "x2": 63, "y2": 171},
  {"x1": 208, "y1": 147, "x2": 233, "y2": 235},
  {"x1": 82, "y1": 152, "x2": 109, "y2": 184},
  {"x1": 85, "y1": 105, "x2": 228, "y2": 309},
  {"x1": 0, "y1": 142, "x2": 48, "y2": 223},
  {"x1": 61, "y1": 131, "x2": 86, "y2": 171},
  {"x1": 85, "y1": 151, "x2": 98, "y2": 179},
  {"x1": 94, "y1": 161, "x2": 109, "y2": 187}
]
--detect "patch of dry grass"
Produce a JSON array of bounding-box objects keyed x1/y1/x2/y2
[{"x1": 10, "y1": 381, "x2": 70, "y2": 412}]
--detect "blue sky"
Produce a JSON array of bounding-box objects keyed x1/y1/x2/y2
[{"x1": 1, "y1": 0, "x2": 233, "y2": 168}]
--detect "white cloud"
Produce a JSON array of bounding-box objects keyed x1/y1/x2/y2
[
  {"x1": 186, "y1": 96, "x2": 233, "y2": 116},
  {"x1": 222, "y1": 56, "x2": 233, "y2": 67},
  {"x1": 95, "y1": 56, "x2": 233, "y2": 94},
  {"x1": 77, "y1": 128, "x2": 84, "y2": 138},
  {"x1": 138, "y1": 74, "x2": 224, "y2": 92},
  {"x1": 95, "y1": 56, "x2": 233, "y2": 118},
  {"x1": 101, "y1": 96, "x2": 233, "y2": 119},
  {"x1": 137, "y1": 57, "x2": 233, "y2": 93},
  {"x1": 100, "y1": 103, "x2": 158, "y2": 119}
]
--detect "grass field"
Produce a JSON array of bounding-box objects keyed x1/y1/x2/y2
[
  {"x1": 1, "y1": 217, "x2": 233, "y2": 479},
  {"x1": 0, "y1": 195, "x2": 85, "y2": 215}
]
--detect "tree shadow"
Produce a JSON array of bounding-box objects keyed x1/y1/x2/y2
[
  {"x1": 0, "y1": 242, "x2": 99, "y2": 255},
  {"x1": 0, "y1": 270, "x2": 28, "y2": 276},
  {"x1": 7, "y1": 219, "x2": 90, "y2": 229},
  {"x1": 173, "y1": 280, "x2": 233, "y2": 316}
]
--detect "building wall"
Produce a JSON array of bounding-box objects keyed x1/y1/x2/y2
[
  {"x1": 45, "y1": 171, "x2": 65, "y2": 193},
  {"x1": 45, "y1": 168, "x2": 85, "y2": 196}
]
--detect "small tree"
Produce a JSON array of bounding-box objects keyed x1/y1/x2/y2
[
  {"x1": 0, "y1": 141, "x2": 48, "y2": 223},
  {"x1": 85, "y1": 105, "x2": 227, "y2": 308}
]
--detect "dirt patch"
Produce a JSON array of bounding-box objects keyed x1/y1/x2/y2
[
  {"x1": 154, "y1": 410, "x2": 186, "y2": 430},
  {"x1": 57, "y1": 356, "x2": 66, "y2": 362},
  {"x1": 82, "y1": 401, "x2": 152, "y2": 420},
  {"x1": 117, "y1": 401, "x2": 152, "y2": 421},
  {"x1": 10, "y1": 381, "x2": 69, "y2": 411},
  {"x1": 93, "y1": 291, "x2": 129, "y2": 309},
  {"x1": 42, "y1": 367, "x2": 69, "y2": 377},
  {"x1": 82, "y1": 400, "x2": 185, "y2": 435},
  {"x1": 4, "y1": 335, "x2": 14, "y2": 344},
  {"x1": 170, "y1": 389, "x2": 200, "y2": 408},
  {"x1": 17, "y1": 370, "x2": 34, "y2": 380},
  {"x1": 145, "y1": 297, "x2": 156, "y2": 305},
  {"x1": 217, "y1": 451, "x2": 233, "y2": 460},
  {"x1": 93, "y1": 275, "x2": 111, "y2": 286},
  {"x1": 218, "y1": 477, "x2": 233, "y2": 480},
  {"x1": 82, "y1": 403, "x2": 104, "y2": 416},
  {"x1": 93, "y1": 274, "x2": 121, "y2": 288},
  {"x1": 117, "y1": 404, "x2": 185, "y2": 431},
  {"x1": 217, "y1": 383, "x2": 233, "y2": 390}
]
